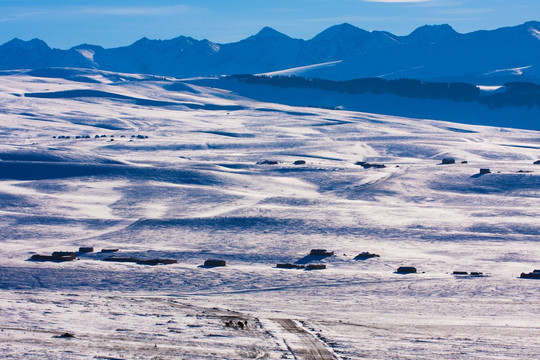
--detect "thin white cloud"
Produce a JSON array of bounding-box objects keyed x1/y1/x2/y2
[
  {"x1": 0, "y1": 4, "x2": 200, "y2": 22},
  {"x1": 0, "y1": 8, "x2": 47, "y2": 22},
  {"x1": 411, "y1": 0, "x2": 462, "y2": 7},
  {"x1": 433, "y1": 8, "x2": 492, "y2": 15},
  {"x1": 299, "y1": 15, "x2": 400, "y2": 24},
  {"x1": 364, "y1": 0, "x2": 432, "y2": 3},
  {"x1": 67, "y1": 4, "x2": 195, "y2": 16}
]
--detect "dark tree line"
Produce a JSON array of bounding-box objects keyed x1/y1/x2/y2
[
  {"x1": 479, "y1": 82, "x2": 540, "y2": 109},
  {"x1": 229, "y1": 74, "x2": 540, "y2": 108}
]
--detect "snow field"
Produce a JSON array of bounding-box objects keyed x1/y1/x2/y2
[{"x1": 0, "y1": 69, "x2": 539, "y2": 359}]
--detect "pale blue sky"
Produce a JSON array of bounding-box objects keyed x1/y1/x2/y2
[{"x1": 0, "y1": 0, "x2": 538, "y2": 48}]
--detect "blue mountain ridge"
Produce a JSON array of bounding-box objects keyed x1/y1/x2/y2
[{"x1": 1, "y1": 21, "x2": 539, "y2": 83}]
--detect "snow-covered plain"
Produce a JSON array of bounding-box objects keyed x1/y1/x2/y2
[{"x1": 0, "y1": 68, "x2": 539, "y2": 359}]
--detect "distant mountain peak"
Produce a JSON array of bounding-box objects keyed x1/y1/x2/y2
[
  {"x1": 253, "y1": 26, "x2": 290, "y2": 39},
  {"x1": 0, "y1": 38, "x2": 51, "y2": 52},
  {"x1": 3, "y1": 37, "x2": 49, "y2": 48},
  {"x1": 312, "y1": 23, "x2": 369, "y2": 41},
  {"x1": 132, "y1": 37, "x2": 152, "y2": 45},
  {"x1": 71, "y1": 43, "x2": 104, "y2": 51},
  {"x1": 4, "y1": 37, "x2": 23, "y2": 44},
  {"x1": 129, "y1": 35, "x2": 202, "y2": 49},
  {"x1": 406, "y1": 24, "x2": 459, "y2": 43},
  {"x1": 327, "y1": 23, "x2": 361, "y2": 33},
  {"x1": 524, "y1": 20, "x2": 540, "y2": 28},
  {"x1": 412, "y1": 23, "x2": 457, "y2": 33}
]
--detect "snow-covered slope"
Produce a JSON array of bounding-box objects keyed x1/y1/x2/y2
[
  {"x1": 0, "y1": 69, "x2": 539, "y2": 359},
  {"x1": 189, "y1": 76, "x2": 540, "y2": 131},
  {"x1": 257, "y1": 60, "x2": 343, "y2": 77},
  {"x1": 1, "y1": 21, "x2": 540, "y2": 83}
]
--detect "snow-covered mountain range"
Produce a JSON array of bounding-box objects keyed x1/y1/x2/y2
[{"x1": 2, "y1": 21, "x2": 540, "y2": 83}]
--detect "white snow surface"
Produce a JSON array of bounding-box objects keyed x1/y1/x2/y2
[
  {"x1": 257, "y1": 60, "x2": 343, "y2": 77},
  {"x1": 530, "y1": 27, "x2": 540, "y2": 41},
  {"x1": 484, "y1": 65, "x2": 533, "y2": 76},
  {"x1": 75, "y1": 49, "x2": 96, "y2": 63},
  {"x1": 0, "y1": 68, "x2": 539, "y2": 359},
  {"x1": 477, "y1": 85, "x2": 503, "y2": 92}
]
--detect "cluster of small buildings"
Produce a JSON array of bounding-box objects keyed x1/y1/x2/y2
[
  {"x1": 520, "y1": 269, "x2": 540, "y2": 279},
  {"x1": 441, "y1": 157, "x2": 540, "y2": 174},
  {"x1": 257, "y1": 156, "x2": 540, "y2": 177},
  {"x1": 27, "y1": 247, "x2": 538, "y2": 279},
  {"x1": 30, "y1": 247, "x2": 174, "y2": 266},
  {"x1": 51, "y1": 134, "x2": 149, "y2": 142}
]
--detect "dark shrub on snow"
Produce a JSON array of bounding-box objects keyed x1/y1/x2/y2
[
  {"x1": 441, "y1": 158, "x2": 455, "y2": 164},
  {"x1": 309, "y1": 249, "x2": 334, "y2": 256},
  {"x1": 204, "y1": 259, "x2": 226, "y2": 267},
  {"x1": 396, "y1": 266, "x2": 417, "y2": 274}
]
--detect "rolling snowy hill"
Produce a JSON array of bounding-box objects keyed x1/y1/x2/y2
[
  {"x1": 188, "y1": 75, "x2": 540, "y2": 131},
  {"x1": 1, "y1": 21, "x2": 540, "y2": 83},
  {"x1": 0, "y1": 68, "x2": 539, "y2": 359}
]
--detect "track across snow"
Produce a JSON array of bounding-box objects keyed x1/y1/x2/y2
[{"x1": 273, "y1": 319, "x2": 336, "y2": 360}]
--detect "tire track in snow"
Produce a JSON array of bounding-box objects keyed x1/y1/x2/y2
[{"x1": 272, "y1": 318, "x2": 336, "y2": 360}]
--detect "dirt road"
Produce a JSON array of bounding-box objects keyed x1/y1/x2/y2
[{"x1": 273, "y1": 318, "x2": 336, "y2": 360}]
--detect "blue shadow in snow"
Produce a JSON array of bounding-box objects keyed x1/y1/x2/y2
[{"x1": 295, "y1": 254, "x2": 331, "y2": 265}]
